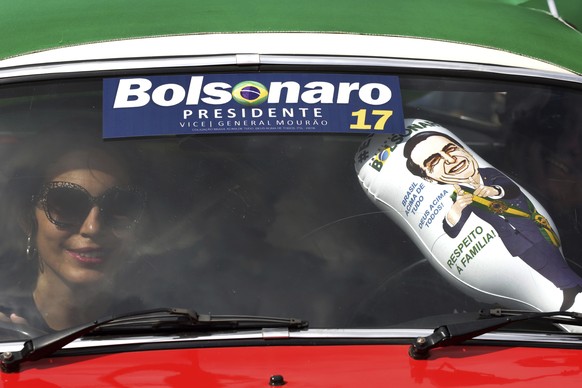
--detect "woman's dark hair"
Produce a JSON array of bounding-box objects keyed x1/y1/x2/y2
[{"x1": 0, "y1": 128, "x2": 147, "y2": 289}]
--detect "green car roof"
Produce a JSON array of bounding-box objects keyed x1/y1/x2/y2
[{"x1": 2, "y1": 0, "x2": 582, "y2": 74}]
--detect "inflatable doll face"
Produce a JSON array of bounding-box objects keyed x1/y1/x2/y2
[{"x1": 409, "y1": 134, "x2": 479, "y2": 185}]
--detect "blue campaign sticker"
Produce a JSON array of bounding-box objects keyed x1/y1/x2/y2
[{"x1": 102, "y1": 73, "x2": 405, "y2": 138}]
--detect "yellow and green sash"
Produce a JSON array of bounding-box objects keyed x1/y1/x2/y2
[{"x1": 451, "y1": 187, "x2": 560, "y2": 247}]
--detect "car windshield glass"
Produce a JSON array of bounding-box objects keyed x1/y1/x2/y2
[{"x1": 0, "y1": 72, "x2": 581, "y2": 339}]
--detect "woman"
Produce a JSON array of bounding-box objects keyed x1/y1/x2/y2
[{"x1": 0, "y1": 136, "x2": 147, "y2": 333}]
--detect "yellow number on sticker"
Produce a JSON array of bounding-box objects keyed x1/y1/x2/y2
[
  {"x1": 350, "y1": 109, "x2": 393, "y2": 130},
  {"x1": 350, "y1": 109, "x2": 372, "y2": 130},
  {"x1": 371, "y1": 110, "x2": 393, "y2": 130}
]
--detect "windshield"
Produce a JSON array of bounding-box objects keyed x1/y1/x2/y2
[{"x1": 0, "y1": 71, "x2": 581, "y2": 339}]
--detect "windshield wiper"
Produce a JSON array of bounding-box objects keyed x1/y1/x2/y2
[
  {"x1": 0, "y1": 307, "x2": 308, "y2": 373},
  {"x1": 408, "y1": 308, "x2": 582, "y2": 360}
]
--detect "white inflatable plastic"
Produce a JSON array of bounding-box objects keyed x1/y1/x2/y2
[{"x1": 355, "y1": 118, "x2": 582, "y2": 322}]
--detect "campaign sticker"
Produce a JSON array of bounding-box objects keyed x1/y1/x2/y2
[{"x1": 102, "y1": 73, "x2": 405, "y2": 138}]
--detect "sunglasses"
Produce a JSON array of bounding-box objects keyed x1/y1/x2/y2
[{"x1": 36, "y1": 181, "x2": 146, "y2": 231}]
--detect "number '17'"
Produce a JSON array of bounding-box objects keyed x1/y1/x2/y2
[{"x1": 350, "y1": 109, "x2": 393, "y2": 130}]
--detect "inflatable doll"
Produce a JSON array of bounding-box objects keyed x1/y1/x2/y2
[{"x1": 355, "y1": 119, "x2": 582, "y2": 318}]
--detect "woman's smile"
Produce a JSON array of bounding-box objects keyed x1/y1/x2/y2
[{"x1": 66, "y1": 247, "x2": 107, "y2": 265}]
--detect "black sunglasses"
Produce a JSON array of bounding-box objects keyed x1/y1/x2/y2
[{"x1": 36, "y1": 181, "x2": 146, "y2": 231}]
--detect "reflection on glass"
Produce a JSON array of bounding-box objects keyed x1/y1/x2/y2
[{"x1": 0, "y1": 75, "x2": 580, "y2": 339}]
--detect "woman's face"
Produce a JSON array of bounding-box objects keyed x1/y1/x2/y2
[{"x1": 34, "y1": 149, "x2": 134, "y2": 287}]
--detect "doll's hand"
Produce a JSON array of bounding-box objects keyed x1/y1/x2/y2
[
  {"x1": 446, "y1": 184, "x2": 473, "y2": 226},
  {"x1": 469, "y1": 176, "x2": 500, "y2": 198}
]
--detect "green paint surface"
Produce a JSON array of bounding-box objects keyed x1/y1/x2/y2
[{"x1": 2, "y1": 0, "x2": 581, "y2": 73}]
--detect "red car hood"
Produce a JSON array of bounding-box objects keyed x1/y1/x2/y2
[{"x1": 3, "y1": 344, "x2": 582, "y2": 387}]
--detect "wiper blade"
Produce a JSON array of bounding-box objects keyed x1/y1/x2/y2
[
  {"x1": 0, "y1": 307, "x2": 308, "y2": 373},
  {"x1": 409, "y1": 308, "x2": 582, "y2": 360},
  {"x1": 93, "y1": 310, "x2": 308, "y2": 333}
]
